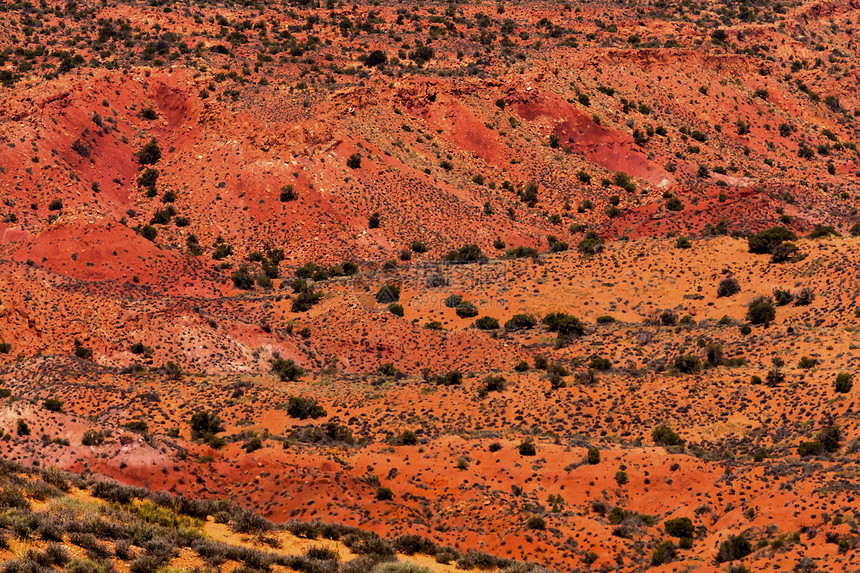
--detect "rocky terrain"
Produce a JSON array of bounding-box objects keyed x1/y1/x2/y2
[{"x1": 0, "y1": 0, "x2": 859, "y2": 570}]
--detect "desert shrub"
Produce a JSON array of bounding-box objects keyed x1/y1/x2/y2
[
  {"x1": 588, "y1": 357, "x2": 612, "y2": 371},
  {"x1": 376, "y1": 284, "x2": 400, "y2": 304},
  {"x1": 771, "y1": 241, "x2": 801, "y2": 263},
  {"x1": 650, "y1": 540, "x2": 676, "y2": 565},
  {"x1": 343, "y1": 534, "x2": 395, "y2": 558},
  {"x1": 455, "y1": 301, "x2": 478, "y2": 318},
  {"x1": 306, "y1": 547, "x2": 339, "y2": 562},
  {"x1": 429, "y1": 371, "x2": 462, "y2": 386},
  {"x1": 587, "y1": 447, "x2": 600, "y2": 464},
  {"x1": 665, "y1": 196, "x2": 684, "y2": 211},
  {"x1": 363, "y1": 50, "x2": 387, "y2": 68},
  {"x1": 664, "y1": 517, "x2": 694, "y2": 538},
  {"x1": 289, "y1": 423, "x2": 354, "y2": 446},
  {"x1": 136, "y1": 139, "x2": 162, "y2": 165},
  {"x1": 342, "y1": 556, "x2": 395, "y2": 573},
  {"x1": 387, "y1": 304, "x2": 404, "y2": 317},
  {"x1": 375, "y1": 487, "x2": 393, "y2": 501},
  {"x1": 542, "y1": 312, "x2": 585, "y2": 338},
  {"x1": 773, "y1": 288, "x2": 793, "y2": 306},
  {"x1": 526, "y1": 516, "x2": 546, "y2": 530},
  {"x1": 652, "y1": 424, "x2": 683, "y2": 446},
  {"x1": 518, "y1": 441, "x2": 536, "y2": 456},
  {"x1": 748, "y1": 226, "x2": 796, "y2": 254},
  {"x1": 809, "y1": 224, "x2": 838, "y2": 239},
  {"x1": 42, "y1": 398, "x2": 63, "y2": 412},
  {"x1": 705, "y1": 343, "x2": 724, "y2": 366},
  {"x1": 346, "y1": 154, "x2": 361, "y2": 169},
  {"x1": 74, "y1": 345, "x2": 93, "y2": 359},
  {"x1": 818, "y1": 425, "x2": 841, "y2": 452},
  {"x1": 834, "y1": 372, "x2": 853, "y2": 393},
  {"x1": 474, "y1": 316, "x2": 499, "y2": 330},
  {"x1": 271, "y1": 357, "x2": 304, "y2": 381},
  {"x1": 389, "y1": 430, "x2": 418, "y2": 446},
  {"x1": 393, "y1": 534, "x2": 436, "y2": 556},
  {"x1": 674, "y1": 354, "x2": 701, "y2": 373},
  {"x1": 794, "y1": 287, "x2": 814, "y2": 306},
  {"x1": 279, "y1": 184, "x2": 298, "y2": 202},
  {"x1": 456, "y1": 549, "x2": 511, "y2": 571},
  {"x1": 444, "y1": 244, "x2": 487, "y2": 264},
  {"x1": 614, "y1": 471, "x2": 628, "y2": 485},
  {"x1": 747, "y1": 297, "x2": 776, "y2": 325},
  {"x1": 231, "y1": 266, "x2": 254, "y2": 290},
  {"x1": 291, "y1": 291, "x2": 322, "y2": 312},
  {"x1": 717, "y1": 277, "x2": 740, "y2": 297},
  {"x1": 189, "y1": 411, "x2": 224, "y2": 441},
  {"x1": 479, "y1": 375, "x2": 507, "y2": 396},
  {"x1": 658, "y1": 309, "x2": 678, "y2": 326},
  {"x1": 716, "y1": 535, "x2": 752, "y2": 562},
  {"x1": 231, "y1": 507, "x2": 274, "y2": 534},
  {"x1": 372, "y1": 563, "x2": 433, "y2": 573},
  {"x1": 443, "y1": 294, "x2": 463, "y2": 308},
  {"x1": 286, "y1": 397, "x2": 326, "y2": 420},
  {"x1": 504, "y1": 314, "x2": 537, "y2": 332},
  {"x1": 798, "y1": 441, "x2": 824, "y2": 457},
  {"x1": 577, "y1": 231, "x2": 604, "y2": 254},
  {"x1": 675, "y1": 236, "x2": 691, "y2": 249}
]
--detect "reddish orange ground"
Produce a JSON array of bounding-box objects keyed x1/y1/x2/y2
[{"x1": 1, "y1": 0, "x2": 859, "y2": 570}]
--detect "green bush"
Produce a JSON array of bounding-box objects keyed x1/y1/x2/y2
[
  {"x1": 474, "y1": 316, "x2": 500, "y2": 330},
  {"x1": 376, "y1": 284, "x2": 400, "y2": 304},
  {"x1": 444, "y1": 244, "x2": 487, "y2": 264},
  {"x1": 834, "y1": 372, "x2": 853, "y2": 393},
  {"x1": 189, "y1": 411, "x2": 224, "y2": 441},
  {"x1": 674, "y1": 354, "x2": 701, "y2": 373},
  {"x1": 652, "y1": 424, "x2": 683, "y2": 446},
  {"x1": 280, "y1": 185, "x2": 298, "y2": 201},
  {"x1": 748, "y1": 226, "x2": 796, "y2": 254},
  {"x1": 231, "y1": 266, "x2": 254, "y2": 290},
  {"x1": 82, "y1": 430, "x2": 104, "y2": 446},
  {"x1": 479, "y1": 375, "x2": 507, "y2": 396},
  {"x1": 271, "y1": 357, "x2": 304, "y2": 381},
  {"x1": 717, "y1": 277, "x2": 741, "y2": 297},
  {"x1": 675, "y1": 236, "x2": 691, "y2": 249},
  {"x1": 577, "y1": 231, "x2": 604, "y2": 254},
  {"x1": 389, "y1": 430, "x2": 419, "y2": 446},
  {"x1": 372, "y1": 563, "x2": 432, "y2": 573},
  {"x1": 664, "y1": 517, "x2": 694, "y2": 538},
  {"x1": 504, "y1": 314, "x2": 537, "y2": 332},
  {"x1": 136, "y1": 139, "x2": 162, "y2": 165},
  {"x1": 518, "y1": 441, "x2": 536, "y2": 456},
  {"x1": 286, "y1": 396, "x2": 326, "y2": 420},
  {"x1": 455, "y1": 301, "x2": 478, "y2": 318},
  {"x1": 374, "y1": 486, "x2": 393, "y2": 501},
  {"x1": 587, "y1": 446, "x2": 600, "y2": 464},
  {"x1": 543, "y1": 312, "x2": 585, "y2": 338},
  {"x1": 650, "y1": 540, "x2": 675, "y2": 565},
  {"x1": 291, "y1": 291, "x2": 322, "y2": 312},
  {"x1": 716, "y1": 535, "x2": 752, "y2": 562},
  {"x1": 43, "y1": 398, "x2": 63, "y2": 412},
  {"x1": 747, "y1": 297, "x2": 776, "y2": 325}
]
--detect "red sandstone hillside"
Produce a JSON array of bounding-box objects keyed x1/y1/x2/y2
[{"x1": 1, "y1": 0, "x2": 860, "y2": 571}]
